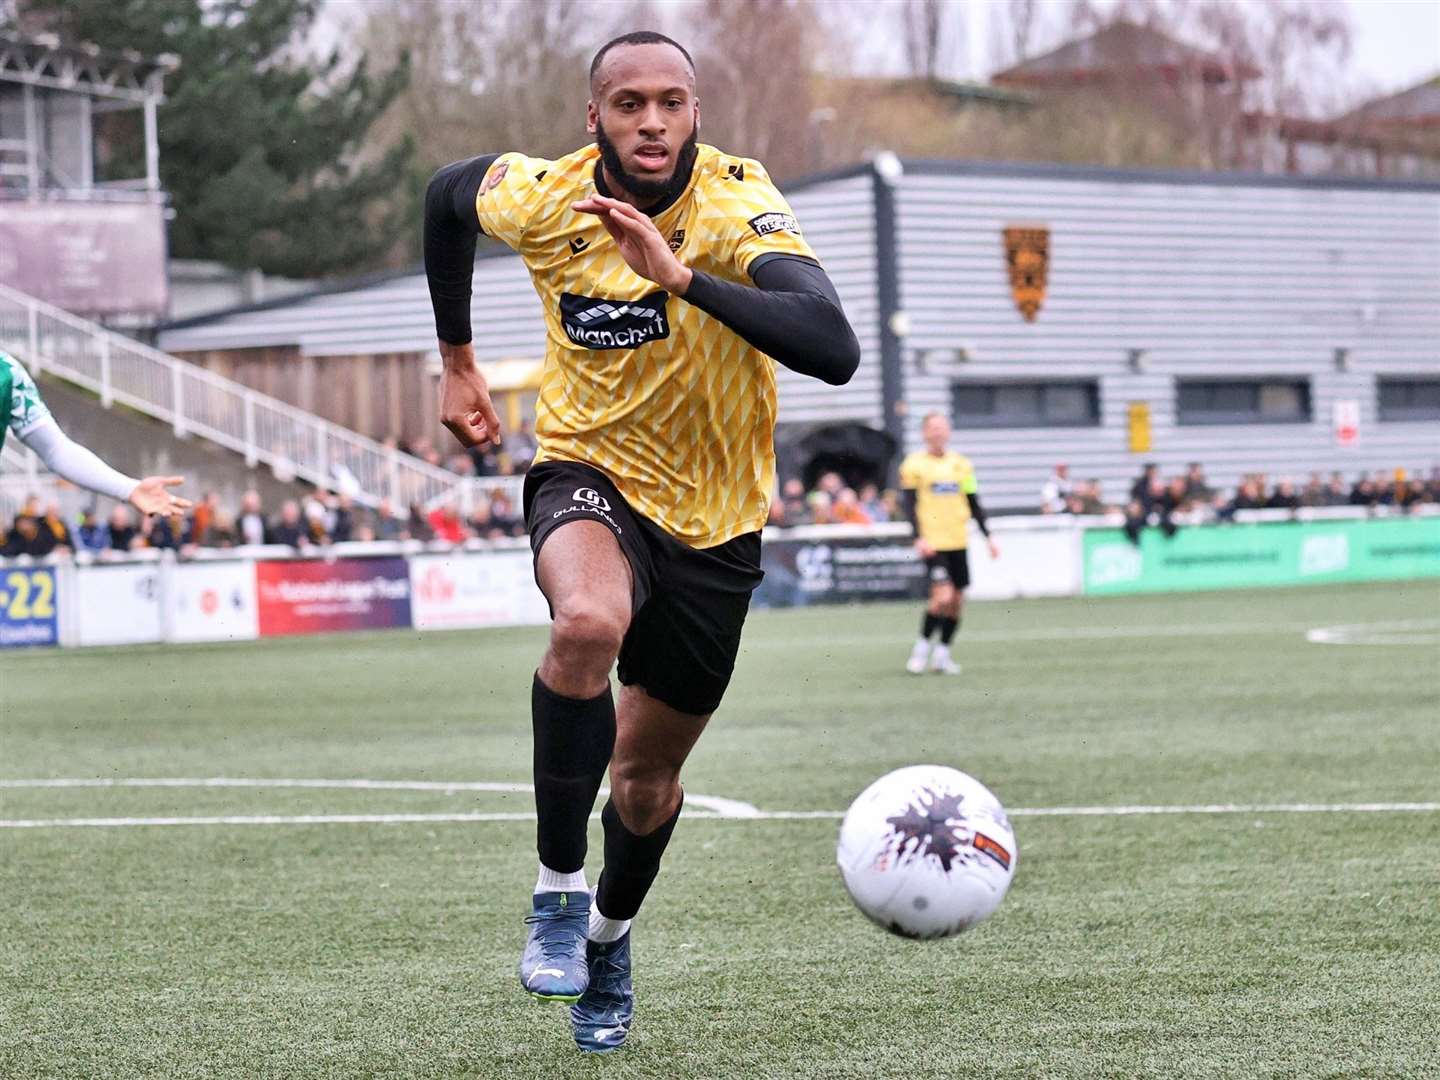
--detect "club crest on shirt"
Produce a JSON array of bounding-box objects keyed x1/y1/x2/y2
[
  {"x1": 481, "y1": 161, "x2": 509, "y2": 197},
  {"x1": 748, "y1": 211, "x2": 799, "y2": 238},
  {"x1": 667, "y1": 228, "x2": 686, "y2": 253}
]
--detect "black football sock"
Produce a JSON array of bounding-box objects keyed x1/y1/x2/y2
[
  {"x1": 532, "y1": 672, "x2": 615, "y2": 874},
  {"x1": 939, "y1": 616, "x2": 959, "y2": 645},
  {"x1": 594, "y1": 792, "x2": 683, "y2": 921},
  {"x1": 921, "y1": 612, "x2": 941, "y2": 639}
]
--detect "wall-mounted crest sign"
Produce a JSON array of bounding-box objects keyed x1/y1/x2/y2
[{"x1": 1002, "y1": 226, "x2": 1049, "y2": 323}]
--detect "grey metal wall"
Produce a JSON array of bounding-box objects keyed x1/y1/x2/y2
[{"x1": 893, "y1": 164, "x2": 1440, "y2": 510}]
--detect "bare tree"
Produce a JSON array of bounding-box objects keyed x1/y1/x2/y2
[{"x1": 688, "y1": 0, "x2": 833, "y2": 180}]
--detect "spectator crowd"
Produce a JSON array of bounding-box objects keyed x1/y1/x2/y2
[
  {"x1": 3, "y1": 461, "x2": 1437, "y2": 560},
  {"x1": 0, "y1": 483, "x2": 527, "y2": 560}
]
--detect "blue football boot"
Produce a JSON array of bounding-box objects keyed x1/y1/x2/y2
[
  {"x1": 570, "y1": 932, "x2": 634, "y2": 1053},
  {"x1": 518, "y1": 890, "x2": 590, "y2": 1002}
]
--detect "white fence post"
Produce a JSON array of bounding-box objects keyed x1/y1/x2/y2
[
  {"x1": 99, "y1": 335, "x2": 112, "y2": 407},
  {"x1": 171, "y1": 364, "x2": 186, "y2": 437},
  {"x1": 26, "y1": 298, "x2": 39, "y2": 367},
  {"x1": 243, "y1": 392, "x2": 257, "y2": 467}
]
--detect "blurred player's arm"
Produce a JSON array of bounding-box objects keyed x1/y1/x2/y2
[
  {"x1": 902, "y1": 488, "x2": 934, "y2": 558},
  {"x1": 19, "y1": 418, "x2": 189, "y2": 515},
  {"x1": 423, "y1": 155, "x2": 504, "y2": 448},
  {"x1": 964, "y1": 480, "x2": 1000, "y2": 558}
]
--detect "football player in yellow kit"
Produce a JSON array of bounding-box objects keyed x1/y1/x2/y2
[
  {"x1": 899, "y1": 413, "x2": 1001, "y2": 675},
  {"x1": 423, "y1": 31, "x2": 859, "y2": 1052}
]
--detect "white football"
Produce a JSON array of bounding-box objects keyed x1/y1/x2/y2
[{"x1": 837, "y1": 764, "x2": 1018, "y2": 939}]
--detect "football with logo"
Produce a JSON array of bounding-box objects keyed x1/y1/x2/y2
[{"x1": 837, "y1": 765, "x2": 1017, "y2": 939}]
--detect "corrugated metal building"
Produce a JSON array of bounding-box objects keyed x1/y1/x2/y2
[{"x1": 159, "y1": 159, "x2": 1439, "y2": 510}]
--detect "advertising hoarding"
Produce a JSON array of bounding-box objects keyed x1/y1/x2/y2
[
  {"x1": 1083, "y1": 518, "x2": 1440, "y2": 595},
  {"x1": 409, "y1": 552, "x2": 549, "y2": 631},
  {"x1": 256, "y1": 558, "x2": 411, "y2": 637}
]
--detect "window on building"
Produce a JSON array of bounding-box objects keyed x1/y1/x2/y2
[
  {"x1": 950, "y1": 380, "x2": 1100, "y2": 428},
  {"x1": 1176, "y1": 379, "x2": 1311, "y2": 425},
  {"x1": 1378, "y1": 378, "x2": 1440, "y2": 422}
]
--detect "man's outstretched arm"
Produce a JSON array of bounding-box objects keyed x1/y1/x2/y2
[{"x1": 19, "y1": 418, "x2": 189, "y2": 515}]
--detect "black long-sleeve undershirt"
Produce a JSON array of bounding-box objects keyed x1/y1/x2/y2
[
  {"x1": 903, "y1": 489, "x2": 991, "y2": 539},
  {"x1": 683, "y1": 257, "x2": 858, "y2": 385},
  {"x1": 422, "y1": 156, "x2": 859, "y2": 385},
  {"x1": 423, "y1": 155, "x2": 496, "y2": 346}
]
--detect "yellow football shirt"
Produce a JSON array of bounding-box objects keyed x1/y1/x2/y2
[
  {"x1": 474, "y1": 143, "x2": 816, "y2": 548},
  {"x1": 899, "y1": 449, "x2": 979, "y2": 551}
]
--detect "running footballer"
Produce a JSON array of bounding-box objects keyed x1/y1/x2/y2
[{"x1": 423, "y1": 31, "x2": 859, "y2": 1053}]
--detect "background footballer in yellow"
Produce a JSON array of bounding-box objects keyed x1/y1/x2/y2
[{"x1": 900, "y1": 412, "x2": 1001, "y2": 675}]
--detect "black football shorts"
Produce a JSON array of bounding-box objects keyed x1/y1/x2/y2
[
  {"x1": 524, "y1": 460, "x2": 763, "y2": 716},
  {"x1": 925, "y1": 548, "x2": 971, "y2": 590}
]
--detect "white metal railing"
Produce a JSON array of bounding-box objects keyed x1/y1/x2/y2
[{"x1": 0, "y1": 281, "x2": 523, "y2": 511}]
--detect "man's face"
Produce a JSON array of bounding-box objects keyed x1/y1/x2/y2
[
  {"x1": 588, "y1": 43, "x2": 699, "y2": 203},
  {"x1": 922, "y1": 415, "x2": 951, "y2": 450}
]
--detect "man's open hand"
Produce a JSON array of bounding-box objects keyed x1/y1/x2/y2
[
  {"x1": 128, "y1": 476, "x2": 191, "y2": 517},
  {"x1": 572, "y1": 194, "x2": 693, "y2": 295},
  {"x1": 438, "y1": 341, "x2": 502, "y2": 449}
]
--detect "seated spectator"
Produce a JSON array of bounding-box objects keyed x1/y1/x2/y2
[
  {"x1": 427, "y1": 505, "x2": 467, "y2": 544},
  {"x1": 506, "y1": 419, "x2": 539, "y2": 474},
  {"x1": 1068, "y1": 479, "x2": 1107, "y2": 515},
  {"x1": 189, "y1": 492, "x2": 220, "y2": 545},
  {"x1": 1183, "y1": 462, "x2": 1215, "y2": 505},
  {"x1": 268, "y1": 500, "x2": 310, "y2": 550},
  {"x1": 806, "y1": 490, "x2": 834, "y2": 525},
  {"x1": 1040, "y1": 463, "x2": 1071, "y2": 514},
  {"x1": 1130, "y1": 463, "x2": 1160, "y2": 513},
  {"x1": 330, "y1": 494, "x2": 355, "y2": 543},
  {"x1": 1, "y1": 512, "x2": 55, "y2": 558},
  {"x1": 1372, "y1": 470, "x2": 1396, "y2": 506},
  {"x1": 37, "y1": 501, "x2": 72, "y2": 552},
  {"x1": 1219, "y1": 477, "x2": 1265, "y2": 521},
  {"x1": 76, "y1": 509, "x2": 109, "y2": 554},
  {"x1": 858, "y1": 483, "x2": 889, "y2": 523},
  {"x1": 1267, "y1": 480, "x2": 1300, "y2": 511},
  {"x1": 490, "y1": 491, "x2": 525, "y2": 537},
  {"x1": 1349, "y1": 477, "x2": 1378, "y2": 507},
  {"x1": 1325, "y1": 471, "x2": 1349, "y2": 506},
  {"x1": 832, "y1": 487, "x2": 872, "y2": 525},
  {"x1": 238, "y1": 490, "x2": 267, "y2": 546},
  {"x1": 105, "y1": 505, "x2": 141, "y2": 554},
  {"x1": 880, "y1": 488, "x2": 903, "y2": 522},
  {"x1": 205, "y1": 510, "x2": 239, "y2": 548},
  {"x1": 406, "y1": 503, "x2": 434, "y2": 541},
  {"x1": 467, "y1": 497, "x2": 498, "y2": 540},
  {"x1": 1299, "y1": 472, "x2": 1327, "y2": 508},
  {"x1": 816, "y1": 471, "x2": 845, "y2": 499},
  {"x1": 143, "y1": 512, "x2": 186, "y2": 551},
  {"x1": 373, "y1": 499, "x2": 407, "y2": 541},
  {"x1": 780, "y1": 478, "x2": 810, "y2": 525}
]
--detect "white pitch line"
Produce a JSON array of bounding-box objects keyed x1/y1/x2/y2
[
  {"x1": 0, "y1": 777, "x2": 759, "y2": 819},
  {"x1": 2, "y1": 802, "x2": 1438, "y2": 830}
]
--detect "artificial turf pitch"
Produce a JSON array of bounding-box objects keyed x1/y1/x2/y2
[{"x1": 2, "y1": 580, "x2": 1437, "y2": 1078}]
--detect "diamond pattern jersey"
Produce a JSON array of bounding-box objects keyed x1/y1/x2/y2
[
  {"x1": 899, "y1": 450, "x2": 980, "y2": 551},
  {"x1": 475, "y1": 143, "x2": 816, "y2": 548}
]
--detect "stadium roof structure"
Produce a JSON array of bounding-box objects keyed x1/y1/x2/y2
[
  {"x1": 1334, "y1": 75, "x2": 1440, "y2": 131},
  {"x1": 0, "y1": 29, "x2": 177, "y2": 104},
  {"x1": 991, "y1": 19, "x2": 1261, "y2": 89}
]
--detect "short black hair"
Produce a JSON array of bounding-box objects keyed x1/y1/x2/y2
[{"x1": 589, "y1": 31, "x2": 695, "y2": 87}]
